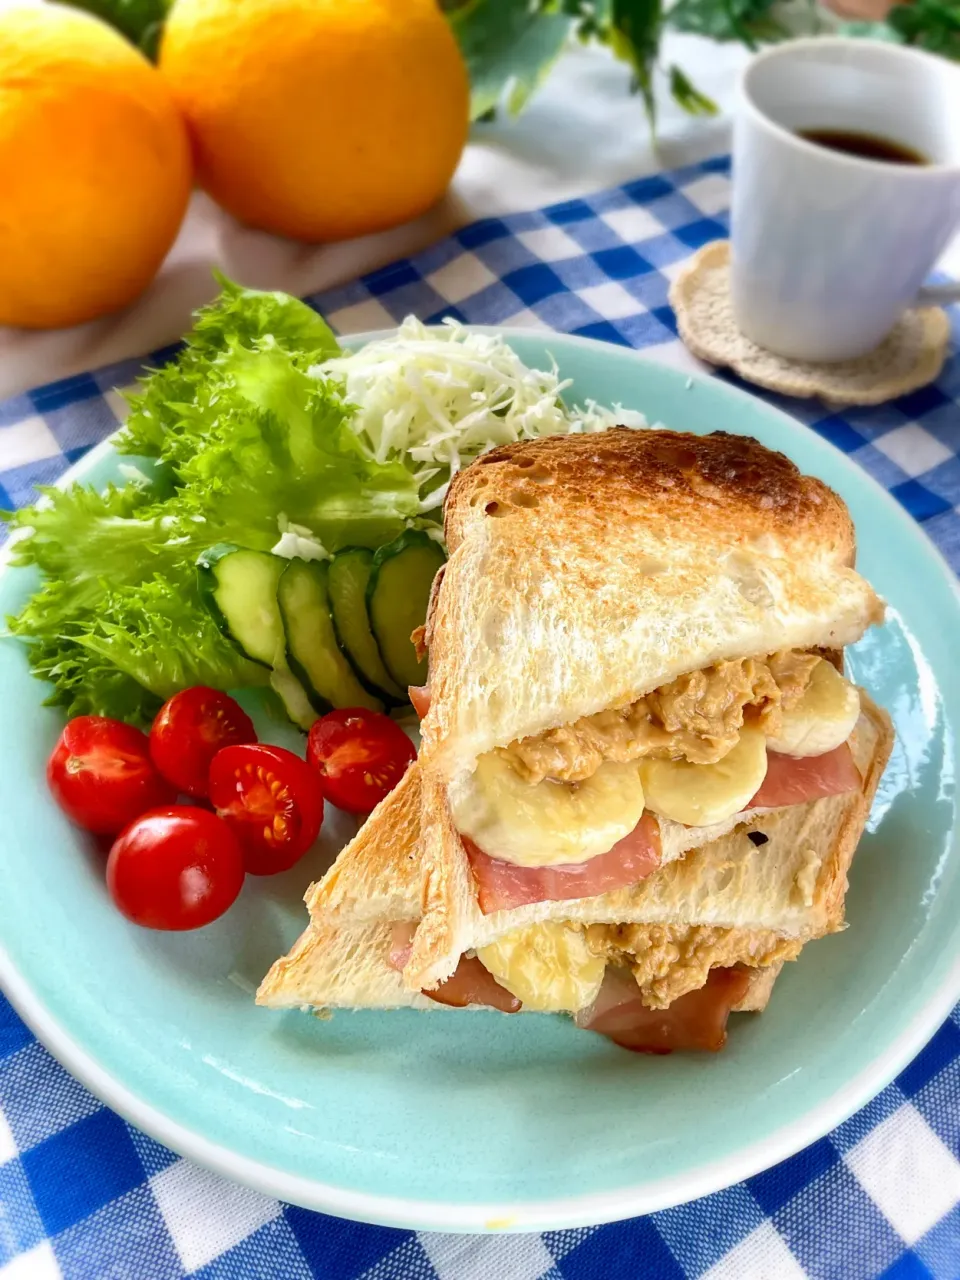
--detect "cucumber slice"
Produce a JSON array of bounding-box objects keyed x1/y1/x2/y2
[
  {"x1": 367, "y1": 531, "x2": 446, "y2": 690},
  {"x1": 197, "y1": 543, "x2": 286, "y2": 668},
  {"x1": 328, "y1": 549, "x2": 406, "y2": 705},
  {"x1": 277, "y1": 560, "x2": 383, "y2": 713},
  {"x1": 197, "y1": 544, "x2": 315, "y2": 730}
]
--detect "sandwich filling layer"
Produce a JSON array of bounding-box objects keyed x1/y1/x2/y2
[
  {"x1": 580, "y1": 921, "x2": 803, "y2": 1009},
  {"x1": 449, "y1": 653, "x2": 864, "y2": 915},
  {"x1": 388, "y1": 918, "x2": 787, "y2": 1053},
  {"x1": 504, "y1": 648, "x2": 821, "y2": 782}
]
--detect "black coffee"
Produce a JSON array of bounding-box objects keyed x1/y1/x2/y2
[{"x1": 797, "y1": 128, "x2": 928, "y2": 166}]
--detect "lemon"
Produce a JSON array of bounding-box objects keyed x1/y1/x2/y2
[
  {"x1": 159, "y1": 0, "x2": 470, "y2": 242},
  {"x1": 0, "y1": 4, "x2": 191, "y2": 329}
]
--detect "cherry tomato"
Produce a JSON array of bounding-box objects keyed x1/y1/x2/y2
[
  {"x1": 306, "y1": 708, "x2": 416, "y2": 814},
  {"x1": 47, "y1": 715, "x2": 176, "y2": 835},
  {"x1": 150, "y1": 686, "x2": 257, "y2": 798},
  {"x1": 107, "y1": 806, "x2": 245, "y2": 930},
  {"x1": 208, "y1": 744, "x2": 323, "y2": 875}
]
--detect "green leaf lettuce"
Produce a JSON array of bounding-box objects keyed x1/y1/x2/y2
[{"x1": 5, "y1": 277, "x2": 420, "y2": 726}]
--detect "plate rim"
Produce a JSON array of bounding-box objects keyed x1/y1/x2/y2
[{"x1": 2, "y1": 325, "x2": 960, "y2": 1233}]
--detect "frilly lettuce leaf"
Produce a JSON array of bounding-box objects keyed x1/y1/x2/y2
[
  {"x1": 8, "y1": 570, "x2": 265, "y2": 729},
  {"x1": 169, "y1": 342, "x2": 419, "y2": 552},
  {"x1": 6, "y1": 276, "x2": 413, "y2": 726},
  {"x1": 8, "y1": 601, "x2": 165, "y2": 731},
  {"x1": 4, "y1": 481, "x2": 184, "y2": 609},
  {"x1": 75, "y1": 574, "x2": 268, "y2": 702},
  {"x1": 6, "y1": 484, "x2": 264, "y2": 725},
  {"x1": 120, "y1": 280, "x2": 417, "y2": 552},
  {"x1": 119, "y1": 274, "x2": 341, "y2": 463}
]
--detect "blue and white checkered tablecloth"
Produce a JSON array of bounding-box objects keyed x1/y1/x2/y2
[{"x1": 3, "y1": 156, "x2": 960, "y2": 1280}]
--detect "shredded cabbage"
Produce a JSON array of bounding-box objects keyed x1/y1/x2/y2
[
  {"x1": 313, "y1": 317, "x2": 648, "y2": 513},
  {"x1": 271, "y1": 515, "x2": 331, "y2": 562}
]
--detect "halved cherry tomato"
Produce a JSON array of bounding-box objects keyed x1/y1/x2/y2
[
  {"x1": 47, "y1": 716, "x2": 176, "y2": 835},
  {"x1": 306, "y1": 708, "x2": 416, "y2": 814},
  {"x1": 150, "y1": 686, "x2": 257, "y2": 798},
  {"x1": 107, "y1": 806, "x2": 245, "y2": 930},
  {"x1": 208, "y1": 744, "x2": 323, "y2": 875}
]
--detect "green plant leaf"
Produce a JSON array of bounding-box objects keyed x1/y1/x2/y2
[
  {"x1": 60, "y1": 0, "x2": 170, "y2": 57},
  {"x1": 668, "y1": 64, "x2": 719, "y2": 115},
  {"x1": 888, "y1": 0, "x2": 960, "y2": 55},
  {"x1": 836, "y1": 19, "x2": 906, "y2": 41},
  {"x1": 443, "y1": 0, "x2": 575, "y2": 119},
  {"x1": 840, "y1": 2, "x2": 960, "y2": 57},
  {"x1": 573, "y1": 0, "x2": 664, "y2": 129},
  {"x1": 667, "y1": 0, "x2": 787, "y2": 45}
]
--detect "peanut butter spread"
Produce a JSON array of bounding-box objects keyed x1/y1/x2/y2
[
  {"x1": 583, "y1": 921, "x2": 803, "y2": 1009},
  {"x1": 503, "y1": 649, "x2": 820, "y2": 784}
]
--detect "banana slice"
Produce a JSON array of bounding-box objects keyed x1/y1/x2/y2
[
  {"x1": 639, "y1": 725, "x2": 768, "y2": 827},
  {"x1": 448, "y1": 751, "x2": 645, "y2": 867},
  {"x1": 766, "y1": 659, "x2": 860, "y2": 758},
  {"x1": 477, "y1": 923, "x2": 606, "y2": 1012}
]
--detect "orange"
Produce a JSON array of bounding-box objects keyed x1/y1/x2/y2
[
  {"x1": 0, "y1": 4, "x2": 191, "y2": 330},
  {"x1": 159, "y1": 0, "x2": 469, "y2": 243}
]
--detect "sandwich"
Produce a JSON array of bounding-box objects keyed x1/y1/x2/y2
[
  {"x1": 259, "y1": 427, "x2": 892, "y2": 1051},
  {"x1": 259, "y1": 695, "x2": 890, "y2": 1051}
]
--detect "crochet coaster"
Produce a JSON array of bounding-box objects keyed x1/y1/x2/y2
[{"x1": 670, "y1": 240, "x2": 950, "y2": 406}]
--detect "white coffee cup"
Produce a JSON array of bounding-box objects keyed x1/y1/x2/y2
[{"x1": 731, "y1": 38, "x2": 960, "y2": 363}]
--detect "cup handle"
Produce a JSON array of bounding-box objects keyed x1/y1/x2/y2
[{"x1": 915, "y1": 283, "x2": 960, "y2": 307}]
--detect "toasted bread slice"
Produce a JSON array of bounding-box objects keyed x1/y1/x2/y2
[
  {"x1": 420, "y1": 429, "x2": 884, "y2": 777},
  {"x1": 260, "y1": 696, "x2": 892, "y2": 1010},
  {"x1": 258, "y1": 921, "x2": 435, "y2": 1012},
  {"x1": 257, "y1": 915, "x2": 781, "y2": 1016},
  {"x1": 304, "y1": 756, "x2": 806, "y2": 925},
  {"x1": 304, "y1": 762, "x2": 422, "y2": 924}
]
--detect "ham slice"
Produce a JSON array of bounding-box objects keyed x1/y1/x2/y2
[
  {"x1": 423, "y1": 955, "x2": 521, "y2": 1014},
  {"x1": 386, "y1": 921, "x2": 520, "y2": 1012},
  {"x1": 409, "y1": 685, "x2": 431, "y2": 719},
  {"x1": 576, "y1": 965, "x2": 752, "y2": 1054},
  {"x1": 749, "y1": 742, "x2": 861, "y2": 810},
  {"x1": 463, "y1": 811, "x2": 662, "y2": 916}
]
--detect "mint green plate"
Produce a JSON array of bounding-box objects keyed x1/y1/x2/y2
[{"x1": 1, "y1": 330, "x2": 959, "y2": 1233}]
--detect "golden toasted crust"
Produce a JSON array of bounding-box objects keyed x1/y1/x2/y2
[
  {"x1": 421, "y1": 429, "x2": 883, "y2": 775},
  {"x1": 445, "y1": 428, "x2": 855, "y2": 561},
  {"x1": 304, "y1": 763, "x2": 422, "y2": 923},
  {"x1": 820, "y1": 696, "x2": 893, "y2": 929},
  {"x1": 257, "y1": 920, "x2": 435, "y2": 1011}
]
